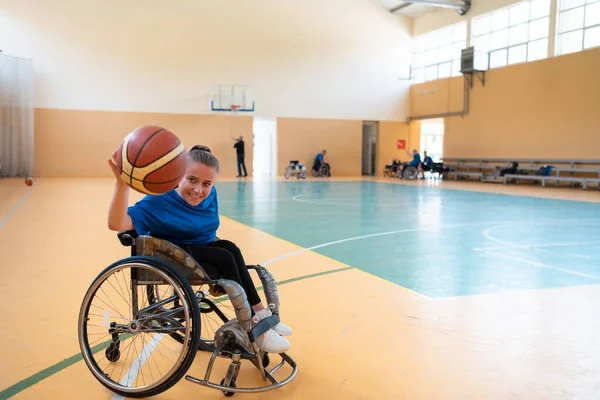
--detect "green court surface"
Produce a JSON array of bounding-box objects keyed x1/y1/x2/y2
[{"x1": 217, "y1": 180, "x2": 600, "y2": 299}]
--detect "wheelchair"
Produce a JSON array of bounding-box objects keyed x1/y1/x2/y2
[
  {"x1": 311, "y1": 163, "x2": 330, "y2": 178},
  {"x1": 383, "y1": 160, "x2": 401, "y2": 178},
  {"x1": 284, "y1": 160, "x2": 306, "y2": 180},
  {"x1": 77, "y1": 231, "x2": 298, "y2": 398}
]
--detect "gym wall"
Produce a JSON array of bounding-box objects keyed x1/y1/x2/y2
[
  {"x1": 410, "y1": 47, "x2": 600, "y2": 159},
  {"x1": 277, "y1": 118, "x2": 363, "y2": 176},
  {"x1": 1, "y1": 0, "x2": 412, "y2": 178},
  {"x1": 33, "y1": 108, "x2": 253, "y2": 178}
]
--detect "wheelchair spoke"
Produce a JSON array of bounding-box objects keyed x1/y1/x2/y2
[{"x1": 79, "y1": 261, "x2": 197, "y2": 395}]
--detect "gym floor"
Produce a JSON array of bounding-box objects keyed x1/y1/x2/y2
[{"x1": 1, "y1": 176, "x2": 600, "y2": 399}]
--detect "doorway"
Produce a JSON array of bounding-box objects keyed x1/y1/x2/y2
[
  {"x1": 362, "y1": 121, "x2": 377, "y2": 176},
  {"x1": 419, "y1": 118, "x2": 444, "y2": 162},
  {"x1": 252, "y1": 118, "x2": 277, "y2": 177}
]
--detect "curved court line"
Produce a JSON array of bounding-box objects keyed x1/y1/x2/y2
[
  {"x1": 484, "y1": 251, "x2": 600, "y2": 281},
  {"x1": 0, "y1": 187, "x2": 34, "y2": 230},
  {"x1": 482, "y1": 221, "x2": 600, "y2": 249},
  {"x1": 291, "y1": 192, "x2": 413, "y2": 207},
  {"x1": 260, "y1": 218, "x2": 600, "y2": 267}
]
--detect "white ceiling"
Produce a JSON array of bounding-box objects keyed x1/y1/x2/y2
[{"x1": 378, "y1": 0, "x2": 447, "y2": 17}]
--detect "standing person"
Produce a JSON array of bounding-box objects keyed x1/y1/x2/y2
[{"x1": 234, "y1": 135, "x2": 247, "y2": 177}]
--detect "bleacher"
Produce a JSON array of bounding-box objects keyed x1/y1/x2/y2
[{"x1": 441, "y1": 158, "x2": 600, "y2": 190}]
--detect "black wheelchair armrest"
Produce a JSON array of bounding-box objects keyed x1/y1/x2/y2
[{"x1": 117, "y1": 230, "x2": 138, "y2": 247}]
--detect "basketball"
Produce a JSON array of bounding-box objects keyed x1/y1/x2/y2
[
  {"x1": 115, "y1": 126, "x2": 187, "y2": 195},
  {"x1": 25, "y1": 177, "x2": 33, "y2": 186}
]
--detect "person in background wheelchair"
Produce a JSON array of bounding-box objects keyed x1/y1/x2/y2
[
  {"x1": 400, "y1": 149, "x2": 422, "y2": 179},
  {"x1": 383, "y1": 159, "x2": 401, "y2": 177},
  {"x1": 107, "y1": 144, "x2": 292, "y2": 354},
  {"x1": 312, "y1": 149, "x2": 331, "y2": 177}
]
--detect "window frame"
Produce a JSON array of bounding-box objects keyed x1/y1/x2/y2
[
  {"x1": 556, "y1": 0, "x2": 600, "y2": 55},
  {"x1": 411, "y1": 21, "x2": 468, "y2": 84},
  {"x1": 471, "y1": 0, "x2": 552, "y2": 69}
]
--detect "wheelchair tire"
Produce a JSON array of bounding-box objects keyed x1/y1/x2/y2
[
  {"x1": 402, "y1": 166, "x2": 419, "y2": 180},
  {"x1": 78, "y1": 256, "x2": 201, "y2": 398},
  {"x1": 319, "y1": 164, "x2": 329, "y2": 177},
  {"x1": 284, "y1": 167, "x2": 293, "y2": 179}
]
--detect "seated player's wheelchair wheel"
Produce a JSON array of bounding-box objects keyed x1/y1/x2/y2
[
  {"x1": 78, "y1": 256, "x2": 201, "y2": 398},
  {"x1": 402, "y1": 165, "x2": 419, "y2": 180},
  {"x1": 318, "y1": 164, "x2": 329, "y2": 177},
  {"x1": 284, "y1": 167, "x2": 293, "y2": 180}
]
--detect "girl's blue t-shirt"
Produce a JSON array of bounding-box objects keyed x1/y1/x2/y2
[{"x1": 127, "y1": 187, "x2": 219, "y2": 246}]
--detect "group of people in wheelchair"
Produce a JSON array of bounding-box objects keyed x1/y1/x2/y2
[
  {"x1": 284, "y1": 149, "x2": 331, "y2": 179},
  {"x1": 384, "y1": 149, "x2": 448, "y2": 180}
]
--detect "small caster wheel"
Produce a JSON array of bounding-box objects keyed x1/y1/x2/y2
[
  {"x1": 106, "y1": 341, "x2": 120, "y2": 362},
  {"x1": 262, "y1": 353, "x2": 270, "y2": 368},
  {"x1": 220, "y1": 378, "x2": 236, "y2": 397}
]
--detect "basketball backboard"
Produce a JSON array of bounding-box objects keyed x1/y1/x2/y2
[{"x1": 210, "y1": 84, "x2": 255, "y2": 112}]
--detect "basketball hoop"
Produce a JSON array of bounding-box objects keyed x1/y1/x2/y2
[{"x1": 230, "y1": 105, "x2": 241, "y2": 114}]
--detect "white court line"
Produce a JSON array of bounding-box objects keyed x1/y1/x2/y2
[
  {"x1": 0, "y1": 186, "x2": 34, "y2": 230},
  {"x1": 473, "y1": 241, "x2": 600, "y2": 252},
  {"x1": 260, "y1": 221, "x2": 510, "y2": 266},
  {"x1": 568, "y1": 253, "x2": 592, "y2": 259},
  {"x1": 291, "y1": 193, "x2": 403, "y2": 207},
  {"x1": 482, "y1": 221, "x2": 600, "y2": 249},
  {"x1": 263, "y1": 218, "x2": 600, "y2": 267},
  {"x1": 484, "y1": 251, "x2": 600, "y2": 281},
  {"x1": 112, "y1": 334, "x2": 166, "y2": 400}
]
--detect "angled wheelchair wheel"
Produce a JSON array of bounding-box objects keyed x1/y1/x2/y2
[
  {"x1": 319, "y1": 164, "x2": 329, "y2": 177},
  {"x1": 284, "y1": 167, "x2": 293, "y2": 179},
  {"x1": 78, "y1": 256, "x2": 201, "y2": 398},
  {"x1": 402, "y1": 166, "x2": 419, "y2": 180}
]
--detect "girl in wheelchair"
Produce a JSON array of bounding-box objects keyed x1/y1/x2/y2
[{"x1": 107, "y1": 144, "x2": 292, "y2": 354}]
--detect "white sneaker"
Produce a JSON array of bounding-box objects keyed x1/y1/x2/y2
[
  {"x1": 267, "y1": 304, "x2": 293, "y2": 336},
  {"x1": 252, "y1": 309, "x2": 290, "y2": 353},
  {"x1": 255, "y1": 329, "x2": 290, "y2": 354}
]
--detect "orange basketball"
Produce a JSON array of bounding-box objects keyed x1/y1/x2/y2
[{"x1": 116, "y1": 126, "x2": 187, "y2": 195}]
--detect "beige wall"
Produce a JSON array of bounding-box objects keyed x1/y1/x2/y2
[
  {"x1": 409, "y1": 48, "x2": 600, "y2": 159},
  {"x1": 277, "y1": 118, "x2": 362, "y2": 177},
  {"x1": 376, "y1": 121, "x2": 424, "y2": 176},
  {"x1": 1, "y1": 0, "x2": 412, "y2": 121},
  {"x1": 33, "y1": 109, "x2": 253, "y2": 178},
  {"x1": 377, "y1": 121, "x2": 408, "y2": 174}
]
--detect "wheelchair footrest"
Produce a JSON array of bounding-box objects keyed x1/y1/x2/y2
[{"x1": 184, "y1": 351, "x2": 298, "y2": 394}]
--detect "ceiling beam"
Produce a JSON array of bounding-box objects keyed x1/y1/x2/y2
[
  {"x1": 389, "y1": 3, "x2": 412, "y2": 13},
  {"x1": 390, "y1": 0, "x2": 471, "y2": 15}
]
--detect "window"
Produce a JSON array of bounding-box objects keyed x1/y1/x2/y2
[
  {"x1": 472, "y1": 0, "x2": 551, "y2": 68},
  {"x1": 411, "y1": 21, "x2": 467, "y2": 83},
  {"x1": 557, "y1": 0, "x2": 600, "y2": 55}
]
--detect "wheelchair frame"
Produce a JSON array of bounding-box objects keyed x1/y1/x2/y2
[
  {"x1": 77, "y1": 231, "x2": 298, "y2": 398},
  {"x1": 284, "y1": 160, "x2": 307, "y2": 180}
]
